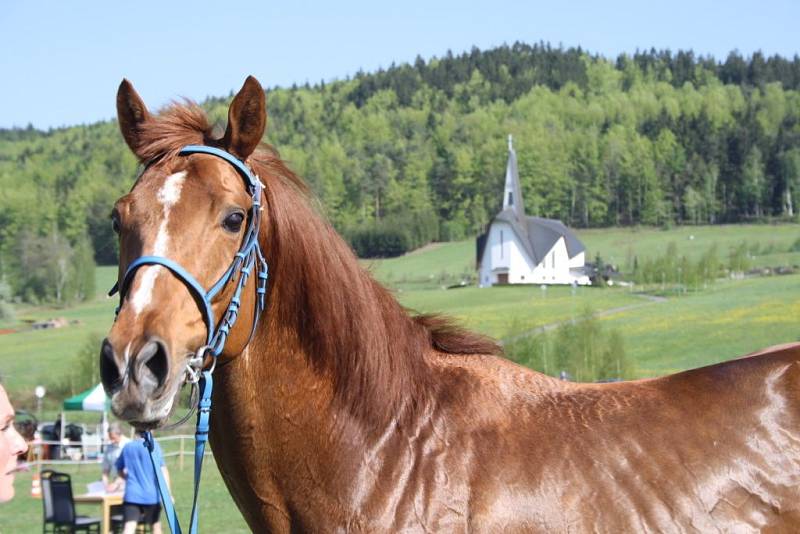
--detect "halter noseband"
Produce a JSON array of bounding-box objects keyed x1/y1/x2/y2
[{"x1": 108, "y1": 145, "x2": 269, "y2": 534}]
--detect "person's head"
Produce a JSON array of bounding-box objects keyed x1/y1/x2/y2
[
  {"x1": 0, "y1": 384, "x2": 28, "y2": 502},
  {"x1": 107, "y1": 422, "x2": 123, "y2": 444}
]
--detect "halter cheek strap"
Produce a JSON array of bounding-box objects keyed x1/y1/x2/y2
[{"x1": 109, "y1": 145, "x2": 269, "y2": 534}]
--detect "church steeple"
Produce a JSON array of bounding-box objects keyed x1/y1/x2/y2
[{"x1": 502, "y1": 134, "x2": 525, "y2": 218}]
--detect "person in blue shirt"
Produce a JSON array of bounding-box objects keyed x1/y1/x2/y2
[
  {"x1": 102, "y1": 423, "x2": 130, "y2": 492},
  {"x1": 115, "y1": 433, "x2": 171, "y2": 534}
]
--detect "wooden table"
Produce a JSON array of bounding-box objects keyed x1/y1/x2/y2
[{"x1": 74, "y1": 492, "x2": 124, "y2": 534}]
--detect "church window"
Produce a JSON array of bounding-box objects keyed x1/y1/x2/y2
[
  {"x1": 500, "y1": 230, "x2": 504, "y2": 258},
  {"x1": 507, "y1": 192, "x2": 513, "y2": 205}
]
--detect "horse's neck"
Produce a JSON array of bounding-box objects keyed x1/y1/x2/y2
[
  {"x1": 210, "y1": 192, "x2": 434, "y2": 526},
  {"x1": 212, "y1": 328, "x2": 386, "y2": 529}
]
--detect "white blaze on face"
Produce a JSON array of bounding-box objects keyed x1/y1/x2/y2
[{"x1": 130, "y1": 171, "x2": 187, "y2": 316}]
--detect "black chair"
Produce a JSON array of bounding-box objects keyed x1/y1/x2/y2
[
  {"x1": 41, "y1": 470, "x2": 101, "y2": 534},
  {"x1": 110, "y1": 504, "x2": 124, "y2": 533}
]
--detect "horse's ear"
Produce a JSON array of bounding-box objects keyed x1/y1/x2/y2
[
  {"x1": 222, "y1": 76, "x2": 266, "y2": 160},
  {"x1": 116, "y1": 79, "x2": 152, "y2": 160}
]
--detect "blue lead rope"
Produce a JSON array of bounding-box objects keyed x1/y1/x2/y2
[
  {"x1": 112, "y1": 145, "x2": 269, "y2": 534},
  {"x1": 144, "y1": 371, "x2": 213, "y2": 534}
]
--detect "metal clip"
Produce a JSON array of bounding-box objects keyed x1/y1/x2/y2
[{"x1": 185, "y1": 345, "x2": 211, "y2": 384}]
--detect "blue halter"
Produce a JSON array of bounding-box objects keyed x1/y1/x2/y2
[{"x1": 109, "y1": 145, "x2": 269, "y2": 534}]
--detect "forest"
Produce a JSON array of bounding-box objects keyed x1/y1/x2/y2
[{"x1": 1, "y1": 42, "x2": 800, "y2": 304}]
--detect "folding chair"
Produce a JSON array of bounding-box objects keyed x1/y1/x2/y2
[{"x1": 41, "y1": 470, "x2": 101, "y2": 534}]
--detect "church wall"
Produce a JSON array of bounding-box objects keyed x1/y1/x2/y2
[
  {"x1": 529, "y1": 238, "x2": 576, "y2": 284},
  {"x1": 568, "y1": 251, "x2": 585, "y2": 269},
  {"x1": 478, "y1": 222, "x2": 536, "y2": 287},
  {"x1": 479, "y1": 232, "x2": 591, "y2": 286}
]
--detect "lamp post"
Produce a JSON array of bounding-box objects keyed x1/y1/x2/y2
[{"x1": 34, "y1": 385, "x2": 46, "y2": 418}]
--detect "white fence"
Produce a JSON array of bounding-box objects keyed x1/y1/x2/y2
[{"x1": 25, "y1": 435, "x2": 207, "y2": 472}]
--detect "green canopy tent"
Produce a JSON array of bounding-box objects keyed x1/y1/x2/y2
[
  {"x1": 61, "y1": 384, "x2": 110, "y2": 452},
  {"x1": 63, "y1": 383, "x2": 110, "y2": 412}
]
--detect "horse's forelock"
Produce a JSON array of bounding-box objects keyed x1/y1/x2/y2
[{"x1": 134, "y1": 101, "x2": 215, "y2": 164}]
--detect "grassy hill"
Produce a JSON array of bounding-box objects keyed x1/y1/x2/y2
[
  {"x1": 579, "y1": 223, "x2": 800, "y2": 271},
  {"x1": 3, "y1": 223, "x2": 800, "y2": 397},
  {"x1": 362, "y1": 241, "x2": 475, "y2": 290},
  {"x1": 599, "y1": 273, "x2": 800, "y2": 377},
  {"x1": 2, "y1": 223, "x2": 799, "y2": 401},
  {"x1": 364, "y1": 223, "x2": 800, "y2": 289},
  {"x1": 4, "y1": 224, "x2": 800, "y2": 531},
  {"x1": 0, "y1": 267, "x2": 117, "y2": 398},
  {"x1": 398, "y1": 285, "x2": 639, "y2": 340}
]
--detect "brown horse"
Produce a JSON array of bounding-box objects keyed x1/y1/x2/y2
[{"x1": 101, "y1": 76, "x2": 800, "y2": 532}]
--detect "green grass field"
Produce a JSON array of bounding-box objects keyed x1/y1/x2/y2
[
  {"x1": 363, "y1": 223, "x2": 800, "y2": 289},
  {"x1": 362, "y1": 240, "x2": 475, "y2": 290},
  {"x1": 0, "y1": 267, "x2": 118, "y2": 400},
  {"x1": 4, "y1": 454, "x2": 249, "y2": 533},
  {"x1": 3, "y1": 224, "x2": 800, "y2": 530},
  {"x1": 578, "y1": 223, "x2": 800, "y2": 271},
  {"x1": 397, "y1": 285, "x2": 640, "y2": 339},
  {"x1": 600, "y1": 273, "x2": 800, "y2": 377}
]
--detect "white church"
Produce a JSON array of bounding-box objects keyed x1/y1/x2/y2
[{"x1": 476, "y1": 137, "x2": 591, "y2": 287}]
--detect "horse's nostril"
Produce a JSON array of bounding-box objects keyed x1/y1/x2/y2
[
  {"x1": 100, "y1": 339, "x2": 122, "y2": 393},
  {"x1": 135, "y1": 339, "x2": 170, "y2": 394}
]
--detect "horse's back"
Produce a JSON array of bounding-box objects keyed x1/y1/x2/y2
[{"x1": 426, "y1": 344, "x2": 800, "y2": 532}]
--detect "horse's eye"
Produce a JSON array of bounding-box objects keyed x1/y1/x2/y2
[
  {"x1": 222, "y1": 212, "x2": 245, "y2": 233},
  {"x1": 111, "y1": 215, "x2": 121, "y2": 235}
]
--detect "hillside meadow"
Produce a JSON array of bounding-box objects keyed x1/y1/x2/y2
[
  {"x1": 598, "y1": 273, "x2": 800, "y2": 377},
  {"x1": 3, "y1": 224, "x2": 800, "y2": 530},
  {"x1": 368, "y1": 222, "x2": 800, "y2": 290},
  {"x1": 579, "y1": 223, "x2": 800, "y2": 271},
  {"x1": 2, "y1": 223, "x2": 799, "y2": 400}
]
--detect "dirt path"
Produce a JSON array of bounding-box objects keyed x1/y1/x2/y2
[{"x1": 500, "y1": 293, "x2": 667, "y2": 345}]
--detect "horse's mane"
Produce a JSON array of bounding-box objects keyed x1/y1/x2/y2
[{"x1": 134, "y1": 101, "x2": 501, "y2": 424}]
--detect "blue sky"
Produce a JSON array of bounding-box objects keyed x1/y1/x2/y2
[{"x1": 1, "y1": 0, "x2": 798, "y2": 129}]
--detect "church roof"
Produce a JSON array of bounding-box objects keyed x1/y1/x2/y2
[
  {"x1": 477, "y1": 210, "x2": 585, "y2": 266},
  {"x1": 526, "y1": 216, "x2": 585, "y2": 259},
  {"x1": 504, "y1": 146, "x2": 525, "y2": 219},
  {"x1": 475, "y1": 137, "x2": 586, "y2": 267}
]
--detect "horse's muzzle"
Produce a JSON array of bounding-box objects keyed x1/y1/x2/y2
[{"x1": 100, "y1": 337, "x2": 175, "y2": 428}]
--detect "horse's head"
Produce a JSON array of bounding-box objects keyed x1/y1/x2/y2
[{"x1": 101, "y1": 77, "x2": 267, "y2": 429}]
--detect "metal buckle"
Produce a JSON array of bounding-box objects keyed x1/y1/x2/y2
[{"x1": 185, "y1": 345, "x2": 215, "y2": 384}]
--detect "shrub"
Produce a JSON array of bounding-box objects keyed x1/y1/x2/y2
[
  {"x1": 504, "y1": 307, "x2": 632, "y2": 382},
  {"x1": 347, "y1": 208, "x2": 440, "y2": 258},
  {"x1": 728, "y1": 241, "x2": 751, "y2": 274},
  {"x1": 5, "y1": 231, "x2": 97, "y2": 304},
  {"x1": 632, "y1": 242, "x2": 721, "y2": 290},
  {"x1": 50, "y1": 333, "x2": 104, "y2": 397},
  {"x1": 349, "y1": 225, "x2": 410, "y2": 258},
  {"x1": 0, "y1": 278, "x2": 14, "y2": 321}
]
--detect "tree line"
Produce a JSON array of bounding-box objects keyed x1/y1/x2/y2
[{"x1": 2, "y1": 43, "x2": 800, "y2": 302}]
